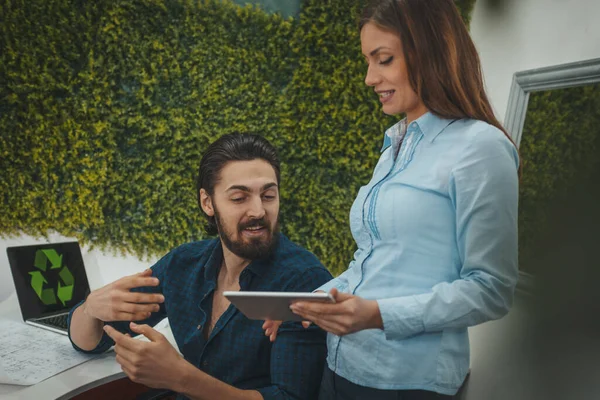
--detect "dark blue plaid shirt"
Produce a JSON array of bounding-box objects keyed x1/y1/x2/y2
[{"x1": 68, "y1": 233, "x2": 332, "y2": 400}]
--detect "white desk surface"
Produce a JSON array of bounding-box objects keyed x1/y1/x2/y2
[{"x1": 0, "y1": 294, "x2": 126, "y2": 400}]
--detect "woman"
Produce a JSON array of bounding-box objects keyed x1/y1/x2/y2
[{"x1": 264, "y1": 0, "x2": 520, "y2": 398}]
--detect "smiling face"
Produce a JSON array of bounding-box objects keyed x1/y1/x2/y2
[
  {"x1": 361, "y1": 22, "x2": 427, "y2": 121},
  {"x1": 200, "y1": 159, "x2": 280, "y2": 260}
]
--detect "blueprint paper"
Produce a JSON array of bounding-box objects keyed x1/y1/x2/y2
[{"x1": 0, "y1": 319, "x2": 96, "y2": 385}]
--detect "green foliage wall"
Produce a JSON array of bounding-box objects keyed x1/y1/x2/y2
[
  {"x1": 1, "y1": 0, "x2": 474, "y2": 275},
  {"x1": 518, "y1": 84, "x2": 600, "y2": 274},
  {"x1": 232, "y1": 0, "x2": 301, "y2": 18}
]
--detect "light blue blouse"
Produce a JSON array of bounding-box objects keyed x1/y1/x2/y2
[{"x1": 319, "y1": 112, "x2": 520, "y2": 395}]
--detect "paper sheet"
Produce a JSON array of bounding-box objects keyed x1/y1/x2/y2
[{"x1": 0, "y1": 319, "x2": 97, "y2": 385}]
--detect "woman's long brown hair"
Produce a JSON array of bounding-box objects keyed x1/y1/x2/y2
[{"x1": 360, "y1": 0, "x2": 520, "y2": 167}]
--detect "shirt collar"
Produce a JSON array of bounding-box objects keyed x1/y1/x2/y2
[
  {"x1": 412, "y1": 112, "x2": 457, "y2": 143},
  {"x1": 381, "y1": 112, "x2": 456, "y2": 152},
  {"x1": 203, "y1": 239, "x2": 224, "y2": 283},
  {"x1": 381, "y1": 121, "x2": 399, "y2": 152}
]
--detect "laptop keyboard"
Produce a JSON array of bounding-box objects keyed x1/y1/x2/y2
[{"x1": 36, "y1": 314, "x2": 69, "y2": 330}]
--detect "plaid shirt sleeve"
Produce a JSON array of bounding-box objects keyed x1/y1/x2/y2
[{"x1": 255, "y1": 266, "x2": 332, "y2": 400}]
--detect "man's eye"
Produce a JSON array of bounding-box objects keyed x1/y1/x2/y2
[
  {"x1": 379, "y1": 56, "x2": 393, "y2": 65},
  {"x1": 263, "y1": 195, "x2": 276, "y2": 201},
  {"x1": 231, "y1": 198, "x2": 244, "y2": 203}
]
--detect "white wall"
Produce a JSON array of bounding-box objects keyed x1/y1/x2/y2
[
  {"x1": 0, "y1": 233, "x2": 157, "y2": 303},
  {"x1": 470, "y1": 0, "x2": 600, "y2": 123},
  {"x1": 466, "y1": 1, "x2": 600, "y2": 397}
]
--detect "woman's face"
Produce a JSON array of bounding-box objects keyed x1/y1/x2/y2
[{"x1": 360, "y1": 22, "x2": 427, "y2": 121}]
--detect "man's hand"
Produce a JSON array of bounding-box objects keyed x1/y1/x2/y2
[
  {"x1": 289, "y1": 288, "x2": 383, "y2": 336},
  {"x1": 84, "y1": 269, "x2": 165, "y2": 322},
  {"x1": 262, "y1": 320, "x2": 283, "y2": 342},
  {"x1": 104, "y1": 323, "x2": 186, "y2": 391}
]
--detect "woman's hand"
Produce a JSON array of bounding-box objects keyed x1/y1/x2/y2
[{"x1": 290, "y1": 288, "x2": 383, "y2": 336}]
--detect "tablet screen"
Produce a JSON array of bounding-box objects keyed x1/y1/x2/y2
[{"x1": 223, "y1": 291, "x2": 334, "y2": 321}]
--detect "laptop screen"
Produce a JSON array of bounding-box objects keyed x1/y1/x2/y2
[{"x1": 7, "y1": 242, "x2": 90, "y2": 321}]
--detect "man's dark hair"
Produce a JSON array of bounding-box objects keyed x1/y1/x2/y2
[{"x1": 196, "y1": 133, "x2": 281, "y2": 235}]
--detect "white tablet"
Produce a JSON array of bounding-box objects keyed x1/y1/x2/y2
[{"x1": 223, "y1": 291, "x2": 335, "y2": 321}]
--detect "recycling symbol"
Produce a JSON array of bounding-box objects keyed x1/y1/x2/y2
[{"x1": 28, "y1": 249, "x2": 75, "y2": 306}]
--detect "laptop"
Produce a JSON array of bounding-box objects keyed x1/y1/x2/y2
[{"x1": 6, "y1": 241, "x2": 91, "y2": 335}]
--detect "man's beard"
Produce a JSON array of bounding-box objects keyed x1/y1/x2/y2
[{"x1": 214, "y1": 208, "x2": 280, "y2": 260}]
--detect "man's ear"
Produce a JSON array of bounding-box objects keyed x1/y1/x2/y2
[{"x1": 199, "y1": 189, "x2": 214, "y2": 216}]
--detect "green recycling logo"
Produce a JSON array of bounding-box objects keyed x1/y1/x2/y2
[{"x1": 28, "y1": 249, "x2": 75, "y2": 306}]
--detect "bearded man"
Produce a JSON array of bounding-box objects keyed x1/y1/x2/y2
[{"x1": 68, "y1": 133, "x2": 332, "y2": 400}]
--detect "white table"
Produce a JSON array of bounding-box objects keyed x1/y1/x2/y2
[{"x1": 0, "y1": 294, "x2": 126, "y2": 400}]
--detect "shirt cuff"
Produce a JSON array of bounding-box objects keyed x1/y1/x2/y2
[
  {"x1": 315, "y1": 278, "x2": 347, "y2": 294},
  {"x1": 67, "y1": 301, "x2": 113, "y2": 354},
  {"x1": 377, "y1": 295, "x2": 425, "y2": 341}
]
